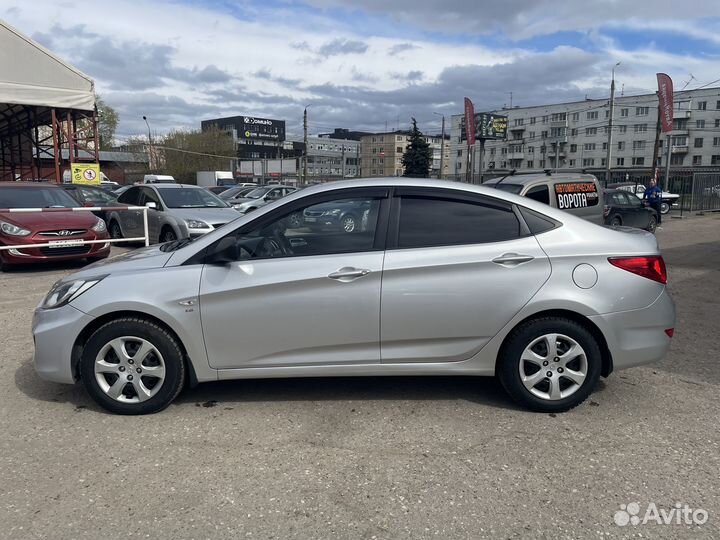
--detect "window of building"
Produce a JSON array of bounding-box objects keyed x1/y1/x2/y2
[
  {"x1": 616, "y1": 157, "x2": 625, "y2": 166},
  {"x1": 527, "y1": 146, "x2": 534, "y2": 153},
  {"x1": 693, "y1": 155, "x2": 702, "y2": 166},
  {"x1": 457, "y1": 149, "x2": 462, "y2": 157},
  {"x1": 715, "y1": 119, "x2": 720, "y2": 128},
  {"x1": 526, "y1": 160, "x2": 534, "y2": 168},
  {"x1": 514, "y1": 118, "x2": 524, "y2": 126},
  {"x1": 530, "y1": 117, "x2": 536, "y2": 124},
  {"x1": 697, "y1": 119, "x2": 706, "y2": 129},
  {"x1": 396, "y1": 146, "x2": 403, "y2": 153},
  {"x1": 620, "y1": 108, "x2": 629, "y2": 117},
  {"x1": 587, "y1": 111, "x2": 598, "y2": 120},
  {"x1": 634, "y1": 124, "x2": 648, "y2": 133},
  {"x1": 670, "y1": 154, "x2": 685, "y2": 165},
  {"x1": 397, "y1": 195, "x2": 521, "y2": 249},
  {"x1": 714, "y1": 137, "x2": 720, "y2": 146},
  {"x1": 570, "y1": 144, "x2": 577, "y2": 152},
  {"x1": 586, "y1": 127, "x2": 597, "y2": 136},
  {"x1": 671, "y1": 135, "x2": 687, "y2": 146},
  {"x1": 571, "y1": 128, "x2": 578, "y2": 136},
  {"x1": 541, "y1": 131, "x2": 548, "y2": 139},
  {"x1": 673, "y1": 118, "x2": 688, "y2": 130},
  {"x1": 501, "y1": 147, "x2": 508, "y2": 155},
  {"x1": 697, "y1": 101, "x2": 707, "y2": 111},
  {"x1": 618, "y1": 141, "x2": 625, "y2": 151},
  {"x1": 551, "y1": 113, "x2": 566, "y2": 122},
  {"x1": 601, "y1": 158, "x2": 606, "y2": 167},
  {"x1": 583, "y1": 158, "x2": 594, "y2": 166},
  {"x1": 542, "y1": 115, "x2": 548, "y2": 123},
  {"x1": 636, "y1": 106, "x2": 649, "y2": 115},
  {"x1": 490, "y1": 148, "x2": 496, "y2": 155},
  {"x1": 602, "y1": 142, "x2": 608, "y2": 150},
  {"x1": 618, "y1": 125, "x2": 627, "y2": 133},
  {"x1": 540, "y1": 145, "x2": 547, "y2": 154},
  {"x1": 632, "y1": 140, "x2": 646, "y2": 150},
  {"x1": 716, "y1": 101, "x2": 720, "y2": 110},
  {"x1": 605, "y1": 110, "x2": 610, "y2": 118},
  {"x1": 713, "y1": 156, "x2": 720, "y2": 165},
  {"x1": 583, "y1": 143, "x2": 596, "y2": 151},
  {"x1": 632, "y1": 157, "x2": 645, "y2": 166},
  {"x1": 569, "y1": 159, "x2": 576, "y2": 167},
  {"x1": 539, "y1": 160, "x2": 545, "y2": 167},
  {"x1": 694, "y1": 138, "x2": 704, "y2": 148},
  {"x1": 572, "y1": 112, "x2": 579, "y2": 122}
]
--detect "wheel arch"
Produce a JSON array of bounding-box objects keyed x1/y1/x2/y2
[
  {"x1": 71, "y1": 310, "x2": 199, "y2": 388},
  {"x1": 496, "y1": 308, "x2": 613, "y2": 378}
]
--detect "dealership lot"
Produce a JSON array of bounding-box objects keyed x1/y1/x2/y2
[{"x1": 1, "y1": 216, "x2": 719, "y2": 540}]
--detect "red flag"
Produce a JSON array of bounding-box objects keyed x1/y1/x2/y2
[
  {"x1": 464, "y1": 97, "x2": 476, "y2": 146},
  {"x1": 656, "y1": 73, "x2": 674, "y2": 133}
]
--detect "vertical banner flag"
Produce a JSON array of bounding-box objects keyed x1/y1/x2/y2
[
  {"x1": 656, "y1": 73, "x2": 674, "y2": 133},
  {"x1": 464, "y1": 97, "x2": 476, "y2": 146}
]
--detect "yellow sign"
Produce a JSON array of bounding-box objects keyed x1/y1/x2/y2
[{"x1": 70, "y1": 163, "x2": 101, "y2": 185}]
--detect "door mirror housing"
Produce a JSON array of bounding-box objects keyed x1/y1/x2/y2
[
  {"x1": 145, "y1": 201, "x2": 157, "y2": 209},
  {"x1": 206, "y1": 236, "x2": 238, "y2": 265}
]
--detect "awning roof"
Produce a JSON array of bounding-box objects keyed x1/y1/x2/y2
[{"x1": 0, "y1": 20, "x2": 95, "y2": 111}]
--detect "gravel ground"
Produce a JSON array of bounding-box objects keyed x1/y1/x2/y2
[{"x1": 1, "y1": 215, "x2": 718, "y2": 540}]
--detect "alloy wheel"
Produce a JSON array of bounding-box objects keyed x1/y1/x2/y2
[
  {"x1": 94, "y1": 336, "x2": 166, "y2": 403},
  {"x1": 342, "y1": 215, "x2": 356, "y2": 233},
  {"x1": 518, "y1": 333, "x2": 588, "y2": 401}
]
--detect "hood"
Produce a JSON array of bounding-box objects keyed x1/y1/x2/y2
[
  {"x1": 69, "y1": 244, "x2": 173, "y2": 279},
  {"x1": 0, "y1": 210, "x2": 99, "y2": 232},
  {"x1": 168, "y1": 207, "x2": 242, "y2": 225}
]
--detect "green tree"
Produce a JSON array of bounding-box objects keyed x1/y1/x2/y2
[
  {"x1": 159, "y1": 127, "x2": 235, "y2": 183},
  {"x1": 401, "y1": 118, "x2": 432, "y2": 177},
  {"x1": 96, "y1": 96, "x2": 119, "y2": 150}
]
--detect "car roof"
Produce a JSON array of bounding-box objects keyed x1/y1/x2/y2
[
  {"x1": 0, "y1": 181, "x2": 61, "y2": 188},
  {"x1": 145, "y1": 183, "x2": 202, "y2": 189},
  {"x1": 484, "y1": 172, "x2": 598, "y2": 186}
]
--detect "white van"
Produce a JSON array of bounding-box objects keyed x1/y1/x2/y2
[{"x1": 142, "y1": 174, "x2": 176, "y2": 184}]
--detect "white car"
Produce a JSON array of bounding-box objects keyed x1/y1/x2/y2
[{"x1": 609, "y1": 183, "x2": 679, "y2": 214}]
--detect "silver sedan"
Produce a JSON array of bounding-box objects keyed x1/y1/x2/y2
[{"x1": 33, "y1": 178, "x2": 675, "y2": 414}]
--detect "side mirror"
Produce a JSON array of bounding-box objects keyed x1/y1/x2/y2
[
  {"x1": 145, "y1": 201, "x2": 157, "y2": 209},
  {"x1": 206, "y1": 236, "x2": 238, "y2": 265}
]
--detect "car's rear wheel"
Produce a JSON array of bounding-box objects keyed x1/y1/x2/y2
[
  {"x1": 341, "y1": 214, "x2": 357, "y2": 233},
  {"x1": 160, "y1": 227, "x2": 177, "y2": 243},
  {"x1": 660, "y1": 202, "x2": 670, "y2": 214},
  {"x1": 646, "y1": 214, "x2": 658, "y2": 233},
  {"x1": 610, "y1": 215, "x2": 622, "y2": 226},
  {"x1": 498, "y1": 317, "x2": 601, "y2": 413},
  {"x1": 109, "y1": 220, "x2": 123, "y2": 240},
  {"x1": 79, "y1": 318, "x2": 186, "y2": 415},
  {"x1": 287, "y1": 212, "x2": 303, "y2": 228}
]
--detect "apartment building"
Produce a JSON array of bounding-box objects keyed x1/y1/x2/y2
[
  {"x1": 450, "y1": 87, "x2": 720, "y2": 177},
  {"x1": 303, "y1": 136, "x2": 360, "y2": 179},
  {"x1": 360, "y1": 131, "x2": 451, "y2": 177}
]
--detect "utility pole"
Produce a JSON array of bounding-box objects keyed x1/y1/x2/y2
[
  {"x1": 341, "y1": 144, "x2": 346, "y2": 179},
  {"x1": 651, "y1": 95, "x2": 662, "y2": 177},
  {"x1": 142, "y1": 115, "x2": 153, "y2": 171},
  {"x1": 605, "y1": 62, "x2": 620, "y2": 184},
  {"x1": 303, "y1": 107, "x2": 308, "y2": 186},
  {"x1": 434, "y1": 112, "x2": 445, "y2": 179}
]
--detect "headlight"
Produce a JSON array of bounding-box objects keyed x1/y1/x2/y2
[
  {"x1": 0, "y1": 220, "x2": 30, "y2": 236},
  {"x1": 41, "y1": 276, "x2": 106, "y2": 309},
  {"x1": 92, "y1": 218, "x2": 106, "y2": 232},
  {"x1": 321, "y1": 209, "x2": 341, "y2": 217},
  {"x1": 185, "y1": 219, "x2": 209, "y2": 229}
]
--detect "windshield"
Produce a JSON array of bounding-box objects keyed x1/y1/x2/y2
[
  {"x1": 78, "y1": 187, "x2": 116, "y2": 204},
  {"x1": 490, "y1": 183, "x2": 523, "y2": 195},
  {"x1": 244, "y1": 186, "x2": 272, "y2": 199},
  {"x1": 156, "y1": 187, "x2": 229, "y2": 208},
  {"x1": 220, "y1": 186, "x2": 253, "y2": 199},
  {"x1": 0, "y1": 186, "x2": 80, "y2": 208}
]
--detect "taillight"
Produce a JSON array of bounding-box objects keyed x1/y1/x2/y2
[{"x1": 608, "y1": 256, "x2": 667, "y2": 284}]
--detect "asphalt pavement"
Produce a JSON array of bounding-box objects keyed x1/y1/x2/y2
[{"x1": 1, "y1": 215, "x2": 719, "y2": 540}]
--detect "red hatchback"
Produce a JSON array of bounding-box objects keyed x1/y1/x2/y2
[{"x1": 0, "y1": 182, "x2": 110, "y2": 270}]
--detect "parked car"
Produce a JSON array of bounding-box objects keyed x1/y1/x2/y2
[
  {"x1": 32, "y1": 178, "x2": 675, "y2": 415},
  {"x1": 141, "y1": 174, "x2": 176, "y2": 184},
  {"x1": 59, "y1": 183, "x2": 119, "y2": 222},
  {"x1": 230, "y1": 185, "x2": 297, "y2": 213},
  {"x1": 302, "y1": 199, "x2": 372, "y2": 233},
  {"x1": 0, "y1": 182, "x2": 110, "y2": 270},
  {"x1": 206, "y1": 186, "x2": 231, "y2": 195},
  {"x1": 219, "y1": 185, "x2": 256, "y2": 201},
  {"x1": 485, "y1": 172, "x2": 604, "y2": 224},
  {"x1": 608, "y1": 182, "x2": 679, "y2": 214},
  {"x1": 603, "y1": 189, "x2": 658, "y2": 233},
  {"x1": 107, "y1": 184, "x2": 241, "y2": 243}
]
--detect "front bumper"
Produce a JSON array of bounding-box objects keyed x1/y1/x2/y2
[
  {"x1": 589, "y1": 288, "x2": 676, "y2": 370},
  {"x1": 0, "y1": 233, "x2": 110, "y2": 265},
  {"x1": 32, "y1": 304, "x2": 94, "y2": 384}
]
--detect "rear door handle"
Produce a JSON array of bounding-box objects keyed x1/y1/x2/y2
[
  {"x1": 492, "y1": 253, "x2": 534, "y2": 266},
  {"x1": 328, "y1": 267, "x2": 371, "y2": 282}
]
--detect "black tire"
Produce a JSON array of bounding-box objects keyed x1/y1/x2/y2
[
  {"x1": 287, "y1": 212, "x2": 303, "y2": 228},
  {"x1": 646, "y1": 214, "x2": 657, "y2": 233},
  {"x1": 160, "y1": 227, "x2": 177, "y2": 243},
  {"x1": 109, "y1": 220, "x2": 123, "y2": 240},
  {"x1": 79, "y1": 317, "x2": 186, "y2": 415},
  {"x1": 497, "y1": 317, "x2": 602, "y2": 413},
  {"x1": 610, "y1": 215, "x2": 622, "y2": 226}
]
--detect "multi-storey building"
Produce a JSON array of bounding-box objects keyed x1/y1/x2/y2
[
  {"x1": 360, "y1": 131, "x2": 450, "y2": 177},
  {"x1": 302, "y1": 136, "x2": 360, "y2": 179},
  {"x1": 450, "y1": 87, "x2": 720, "y2": 179}
]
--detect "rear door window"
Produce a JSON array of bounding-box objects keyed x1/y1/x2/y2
[
  {"x1": 525, "y1": 185, "x2": 550, "y2": 204},
  {"x1": 117, "y1": 187, "x2": 140, "y2": 205}
]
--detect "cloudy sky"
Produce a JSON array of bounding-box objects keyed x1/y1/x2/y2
[{"x1": 2, "y1": 0, "x2": 719, "y2": 140}]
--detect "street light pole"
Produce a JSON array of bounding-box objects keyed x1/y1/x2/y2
[
  {"x1": 142, "y1": 115, "x2": 153, "y2": 171},
  {"x1": 605, "y1": 62, "x2": 620, "y2": 184},
  {"x1": 303, "y1": 106, "x2": 309, "y2": 185},
  {"x1": 433, "y1": 112, "x2": 445, "y2": 179}
]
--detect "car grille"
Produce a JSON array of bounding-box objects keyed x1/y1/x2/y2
[
  {"x1": 39, "y1": 229, "x2": 86, "y2": 236},
  {"x1": 39, "y1": 246, "x2": 91, "y2": 256}
]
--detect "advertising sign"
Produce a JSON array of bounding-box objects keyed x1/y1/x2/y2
[
  {"x1": 240, "y1": 116, "x2": 285, "y2": 142},
  {"x1": 464, "y1": 97, "x2": 476, "y2": 146},
  {"x1": 656, "y1": 73, "x2": 674, "y2": 133},
  {"x1": 70, "y1": 163, "x2": 101, "y2": 185},
  {"x1": 461, "y1": 112, "x2": 508, "y2": 142},
  {"x1": 554, "y1": 182, "x2": 599, "y2": 209}
]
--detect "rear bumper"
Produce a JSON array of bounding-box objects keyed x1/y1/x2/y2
[
  {"x1": 589, "y1": 288, "x2": 676, "y2": 370},
  {"x1": 33, "y1": 304, "x2": 93, "y2": 384}
]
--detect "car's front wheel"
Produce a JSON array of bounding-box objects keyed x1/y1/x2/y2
[
  {"x1": 79, "y1": 318, "x2": 186, "y2": 414},
  {"x1": 660, "y1": 201, "x2": 671, "y2": 214},
  {"x1": 498, "y1": 317, "x2": 601, "y2": 413},
  {"x1": 646, "y1": 214, "x2": 658, "y2": 233}
]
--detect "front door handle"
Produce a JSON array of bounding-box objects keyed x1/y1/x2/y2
[
  {"x1": 328, "y1": 267, "x2": 371, "y2": 282},
  {"x1": 492, "y1": 253, "x2": 534, "y2": 266}
]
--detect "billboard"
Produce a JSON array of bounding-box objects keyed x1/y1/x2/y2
[
  {"x1": 461, "y1": 112, "x2": 508, "y2": 141},
  {"x1": 202, "y1": 115, "x2": 286, "y2": 142}
]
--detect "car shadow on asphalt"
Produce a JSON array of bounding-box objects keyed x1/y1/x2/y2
[
  {"x1": 15, "y1": 356, "x2": 536, "y2": 414},
  {"x1": 1, "y1": 259, "x2": 92, "y2": 275}
]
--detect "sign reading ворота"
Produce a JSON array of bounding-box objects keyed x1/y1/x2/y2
[{"x1": 70, "y1": 163, "x2": 101, "y2": 185}]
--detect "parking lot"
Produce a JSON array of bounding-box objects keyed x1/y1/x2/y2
[{"x1": 1, "y1": 215, "x2": 719, "y2": 540}]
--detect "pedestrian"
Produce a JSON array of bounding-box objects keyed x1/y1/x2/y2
[{"x1": 643, "y1": 179, "x2": 663, "y2": 228}]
